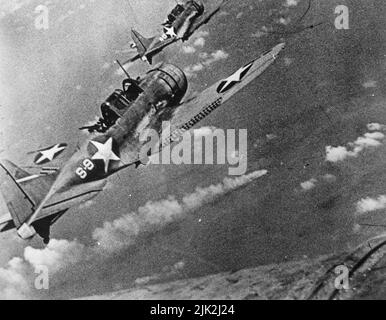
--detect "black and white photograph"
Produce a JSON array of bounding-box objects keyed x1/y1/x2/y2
[{"x1": 1, "y1": 0, "x2": 386, "y2": 305}]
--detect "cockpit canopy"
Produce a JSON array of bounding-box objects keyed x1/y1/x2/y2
[
  {"x1": 165, "y1": 4, "x2": 185, "y2": 25},
  {"x1": 81, "y1": 78, "x2": 144, "y2": 134},
  {"x1": 104, "y1": 78, "x2": 142, "y2": 113},
  {"x1": 189, "y1": 0, "x2": 204, "y2": 15}
]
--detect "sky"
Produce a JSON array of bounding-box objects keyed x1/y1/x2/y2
[{"x1": 1, "y1": 0, "x2": 386, "y2": 299}]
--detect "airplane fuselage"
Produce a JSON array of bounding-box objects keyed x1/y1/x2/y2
[
  {"x1": 158, "y1": 1, "x2": 204, "y2": 43},
  {"x1": 14, "y1": 63, "x2": 188, "y2": 241},
  {"x1": 51, "y1": 63, "x2": 188, "y2": 195},
  {"x1": 10, "y1": 42, "x2": 286, "y2": 242}
]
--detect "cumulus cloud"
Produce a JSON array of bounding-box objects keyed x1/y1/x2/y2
[
  {"x1": 182, "y1": 46, "x2": 196, "y2": 54},
  {"x1": 184, "y1": 50, "x2": 229, "y2": 78},
  {"x1": 181, "y1": 30, "x2": 208, "y2": 54},
  {"x1": 283, "y1": 57, "x2": 294, "y2": 66},
  {"x1": 299, "y1": 174, "x2": 336, "y2": 192},
  {"x1": 193, "y1": 30, "x2": 209, "y2": 39},
  {"x1": 367, "y1": 123, "x2": 386, "y2": 131},
  {"x1": 0, "y1": 239, "x2": 88, "y2": 299},
  {"x1": 362, "y1": 80, "x2": 378, "y2": 88},
  {"x1": 278, "y1": 17, "x2": 291, "y2": 25},
  {"x1": 325, "y1": 130, "x2": 385, "y2": 162},
  {"x1": 356, "y1": 195, "x2": 386, "y2": 214},
  {"x1": 0, "y1": 257, "x2": 30, "y2": 299},
  {"x1": 193, "y1": 37, "x2": 205, "y2": 47},
  {"x1": 93, "y1": 170, "x2": 267, "y2": 251},
  {"x1": 285, "y1": 0, "x2": 300, "y2": 7},
  {"x1": 24, "y1": 239, "x2": 86, "y2": 273},
  {"x1": 251, "y1": 30, "x2": 266, "y2": 39},
  {"x1": 0, "y1": 171, "x2": 268, "y2": 299},
  {"x1": 300, "y1": 178, "x2": 317, "y2": 191}
]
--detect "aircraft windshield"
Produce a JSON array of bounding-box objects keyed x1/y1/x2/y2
[
  {"x1": 122, "y1": 79, "x2": 143, "y2": 102},
  {"x1": 164, "y1": 4, "x2": 184, "y2": 25},
  {"x1": 79, "y1": 79, "x2": 143, "y2": 134}
]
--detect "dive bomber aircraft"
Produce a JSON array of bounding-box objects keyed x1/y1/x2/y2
[
  {"x1": 126, "y1": 0, "x2": 228, "y2": 64},
  {"x1": 0, "y1": 43, "x2": 285, "y2": 244}
]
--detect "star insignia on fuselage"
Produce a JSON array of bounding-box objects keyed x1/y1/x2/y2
[
  {"x1": 216, "y1": 61, "x2": 254, "y2": 94},
  {"x1": 89, "y1": 137, "x2": 120, "y2": 173},
  {"x1": 163, "y1": 26, "x2": 177, "y2": 38},
  {"x1": 34, "y1": 143, "x2": 67, "y2": 165}
]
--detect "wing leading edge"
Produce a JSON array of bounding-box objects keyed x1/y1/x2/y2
[
  {"x1": 168, "y1": 42, "x2": 285, "y2": 142},
  {"x1": 186, "y1": 0, "x2": 230, "y2": 38}
]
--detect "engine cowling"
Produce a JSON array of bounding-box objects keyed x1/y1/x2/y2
[{"x1": 146, "y1": 62, "x2": 188, "y2": 104}]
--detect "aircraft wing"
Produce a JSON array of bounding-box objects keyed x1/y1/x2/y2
[
  {"x1": 168, "y1": 43, "x2": 285, "y2": 142},
  {"x1": 186, "y1": 0, "x2": 229, "y2": 38}
]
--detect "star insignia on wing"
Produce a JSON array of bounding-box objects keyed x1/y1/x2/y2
[
  {"x1": 163, "y1": 26, "x2": 177, "y2": 38},
  {"x1": 216, "y1": 61, "x2": 254, "y2": 94},
  {"x1": 90, "y1": 137, "x2": 120, "y2": 173},
  {"x1": 34, "y1": 143, "x2": 67, "y2": 165}
]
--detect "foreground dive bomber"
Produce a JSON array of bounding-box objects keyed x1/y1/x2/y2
[{"x1": 0, "y1": 43, "x2": 285, "y2": 244}]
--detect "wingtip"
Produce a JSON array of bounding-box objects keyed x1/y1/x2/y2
[{"x1": 271, "y1": 42, "x2": 286, "y2": 57}]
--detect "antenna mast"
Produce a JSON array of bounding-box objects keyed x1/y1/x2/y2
[{"x1": 115, "y1": 60, "x2": 131, "y2": 79}]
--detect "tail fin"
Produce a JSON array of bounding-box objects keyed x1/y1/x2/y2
[
  {"x1": 131, "y1": 29, "x2": 155, "y2": 57},
  {"x1": 0, "y1": 160, "x2": 54, "y2": 230}
]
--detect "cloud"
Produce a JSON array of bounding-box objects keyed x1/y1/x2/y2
[
  {"x1": 192, "y1": 30, "x2": 209, "y2": 39},
  {"x1": 367, "y1": 123, "x2": 386, "y2": 131},
  {"x1": 184, "y1": 50, "x2": 229, "y2": 78},
  {"x1": 299, "y1": 174, "x2": 336, "y2": 192},
  {"x1": 210, "y1": 50, "x2": 229, "y2": 61},
  {"x1": 134, "y1": 260, "x2": 185, "y2": 286},
  {"x1": 300, "y1": 178, "x2": 317, "y2": 191},
  {"x1": 356, "y1": 195, "x2": 386, "y2": 214},
  {"x1": 278, "y1": 17, "x2": 291, "y2": 25},
  {"x1": 182, "y1": 46, "x2": 196, "y2": 54},
  {"x1": 285, "y1": 0, "x2": 300, "y2": 7},
  {"x1": 283, "y1": 57, "x2": 294, "y2": 66},
  {"x1": 93, "y1": 170, "x2": 267, "y2": 252},
  {"x1": 353, "y1": 223, "x2": 361, "y2": 233},
  {"x1": 24, "y1": 239, "x2": 86, "y2": 273},
  {"x1": 0, "y1": 257, "x2": 30, "y2": 299},
  {"x1": 251, "y1": 30, "x2": 266, "y2": 39},
  {"x1": 193, "y1": 37, "x2": 205, "y2": 47},
  {"x1": 325, "y1": 146, "x2": 352, "y2": 163},
  {"x1": 325, "y1": 129, "x2": 385, "y2": 162},
  {"x1": 0, "y1": 171, "x2": 267, "y2": 298},
  {"x1": 362, "y1": 80, "x2": 378, "y2": 88},
  {"x1": 181, "y1": 30, "x2": 208, "y2": 55},
  {"x1": 0, "y1": 239, "x2": 87, "y2": 299}
]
